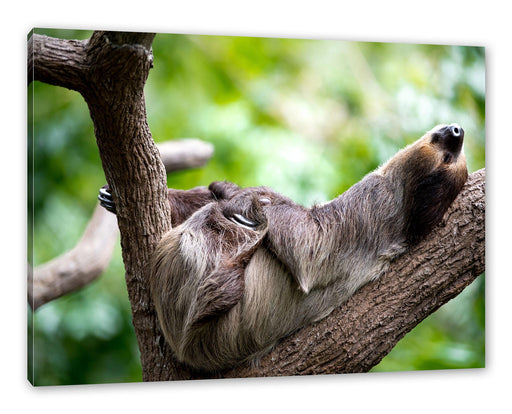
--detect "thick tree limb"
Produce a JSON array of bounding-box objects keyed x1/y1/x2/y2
[
  {"x1": 80, "y1": 31, "x2": 182, "y2": 382},
  {"x1": 28, "y1": 32, "x2": 88, "y2": 91},
  {"x1": 81, "y1": 31, "x2": 174, "y2": 382}
]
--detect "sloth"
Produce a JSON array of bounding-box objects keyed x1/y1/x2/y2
[{"x1": 99, "y1": 123, "x2": 468, "y2": 372}]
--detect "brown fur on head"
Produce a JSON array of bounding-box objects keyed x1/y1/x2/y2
[
  {"x1": 150, "y1": 124, "x2": 468, "y2": 371},
  {"x1": 378, "y1": 123, "x2": 468, "y2": 243}
]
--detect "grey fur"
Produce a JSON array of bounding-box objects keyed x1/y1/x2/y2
[{"x1": 150, "y1": 124, "x2": 468, "y2": 371}]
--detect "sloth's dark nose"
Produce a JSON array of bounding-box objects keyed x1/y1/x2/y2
[
  {"x1": 448, "y1": 124, "x2": 464, "y2": 139},
  {"x1": 437, "y1": 123, "x2": 464, "y2": 155}
]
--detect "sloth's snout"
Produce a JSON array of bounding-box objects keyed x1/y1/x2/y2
[
  {"x1": 432, "y1": 123, "x2": 464, "y2": 155},
  {"x1": 448, "y1": 124, "x2": 463, "y2": 139}
]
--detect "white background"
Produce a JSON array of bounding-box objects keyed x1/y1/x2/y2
[{"x1": 3, "y1": 1, "x2": 507, "y2": 412}]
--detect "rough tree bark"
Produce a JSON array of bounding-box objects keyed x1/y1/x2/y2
[{"x1": 29, "y1": 30, "x2": 485, "y2": 381}]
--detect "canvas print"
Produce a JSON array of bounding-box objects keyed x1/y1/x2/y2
[{"x1": 27, "y1": 28, "x2": 485, "y2": 385}]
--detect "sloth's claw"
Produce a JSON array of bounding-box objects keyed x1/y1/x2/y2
[
  {"x1": 230, "y1": 214, "x2": 259, "y2": 229},
  {"x1": 98, "y1": 187, "x2": 111, "y2": 200},
  {"x1": 98, "y1": 186, "x2": 117, "y2": 214}
]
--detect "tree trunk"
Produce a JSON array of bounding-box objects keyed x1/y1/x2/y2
[
  {"x1": 75, "y1": 32, "x2": 180, "y2": 382},
  {"x1": 29, "y1": 30, "x2": 485, "y2": 382},
  {"x1": 29, "y1": 30, "x2": 183, "y2": 381}
]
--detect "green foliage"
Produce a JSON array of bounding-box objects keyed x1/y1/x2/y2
[{"x1": 29, "y1": 29, "x2": 485, "y2": 385}]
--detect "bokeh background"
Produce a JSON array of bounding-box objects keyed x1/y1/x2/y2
[{"x1": 28, "y1": 28, "x2": 485, "y2": 385}]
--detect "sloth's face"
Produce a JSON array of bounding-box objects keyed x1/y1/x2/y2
[
  {"x1": 407, "y1": 123, "x2": 467, "y2": 175},
  {"x1": 428, "y1": 124, "x2": 465, "y2": 165}
]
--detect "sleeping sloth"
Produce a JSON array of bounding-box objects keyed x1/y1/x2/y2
[{"x1": 100, "y1": 123, "x2": 468, "y2": 371}]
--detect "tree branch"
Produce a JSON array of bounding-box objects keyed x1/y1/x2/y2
[
  {"x1": 74, "y1": 31, "x2": 178, "y2": 382},
  {"x1": 28, "y1": 31, "x2": 88, "y2": 92},
  {"x1": 28, "y1": 30, "x2": 178, "y2": 380},
  {"x1": 28, "y1": 204, "x2": 118, "y2": 311},
  {"x1": 158, "y1": 139, "x2": 214, "y2": 173}
]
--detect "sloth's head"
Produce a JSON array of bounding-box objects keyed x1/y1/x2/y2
[
  {"x1": 419, "y1": 123, "x2": 466, "y2": 169},
  {"x1": 379, "y1": 123, "x2": 468, "y2": 243},
  {"x1": 380, "y1": 123, "x2": 466, "y2": 177}
]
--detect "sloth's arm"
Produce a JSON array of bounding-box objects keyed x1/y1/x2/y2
[
  {"x1": 261, "y1": 201, "x2": 319, "y2": 291},
  {"x1": 192, "y1": 225, "x2": 267, "y2": 326},
  {"x1": 98, "y1": 185, "x2": 216, "y2": 226},
  {"x1": 166, "y1": 187, "x2": 216, "y2": 226},
  {"x1": 190, "y1": 195, "x2": 269, "y2": 326},
  {"x1": 208, "y1": 183, "x2": 317, "y2": 290}
]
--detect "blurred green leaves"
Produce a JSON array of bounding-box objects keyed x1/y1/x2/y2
[{"x1": 29, "y1": 29, "x2": 485, "y2": 385}]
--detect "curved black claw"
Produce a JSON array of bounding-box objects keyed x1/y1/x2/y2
[
  {"x1": 229, "y1": 213, "x2": 259, "y2": 229},
  {"x1": 98, "y1": 186, "x2": 117, "y2": 214}
]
